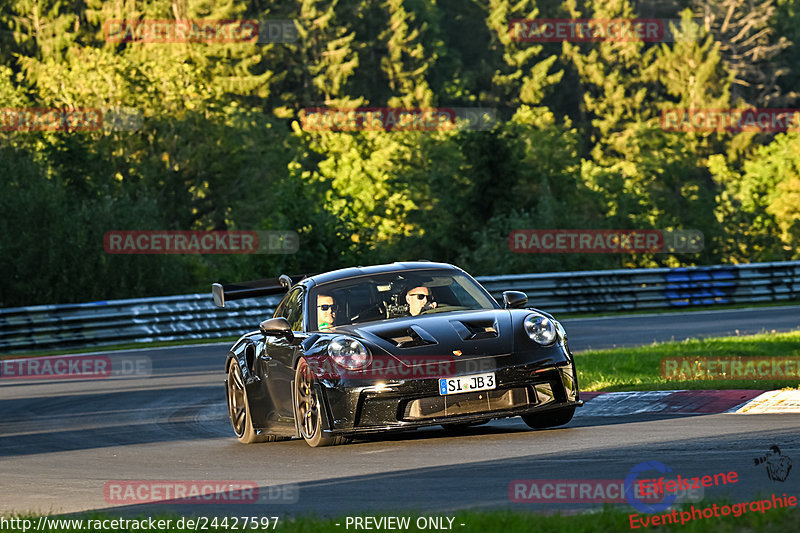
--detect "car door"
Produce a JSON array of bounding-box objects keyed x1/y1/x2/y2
[{"x1": 266, "y1": 287, "x2": 306, "y2": 422}]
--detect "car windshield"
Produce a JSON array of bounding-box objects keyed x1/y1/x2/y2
[{"x1": 308, "y1": 269, "x2": 499, "y2": 330}]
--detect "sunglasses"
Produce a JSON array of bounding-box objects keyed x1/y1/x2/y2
[
  {"x1": 318, "y1": 304, "x2": 337, "y2": 311},
  {"x1": 408, "y1": 293, "x2": 429, "y2": 300}
]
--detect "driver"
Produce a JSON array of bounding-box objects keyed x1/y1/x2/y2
[
  {"x1": 317, "y1": 294, "x2": 336, "y2": 330},
  {"x1": 406, "y1": 286, "x2": 436, "y2": 316}
]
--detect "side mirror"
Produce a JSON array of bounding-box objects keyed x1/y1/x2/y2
[
  {"x1": 259, "y1": 317, "x2": 293, "y2": 338},
  {"x1": 502, "y1": 290, "x2": 528, "y2": 309}
]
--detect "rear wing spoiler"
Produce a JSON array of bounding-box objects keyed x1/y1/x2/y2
[{"x1": 212, "y1": 274, "x2": 297, "y2": 308}]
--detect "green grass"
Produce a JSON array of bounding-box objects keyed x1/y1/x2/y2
[
  {"x1": 576, "y1": 330, "x2": 800, "y2": 392},
  {"x1": 1, "y1": 506, "x2": 798, "y2": 533}
]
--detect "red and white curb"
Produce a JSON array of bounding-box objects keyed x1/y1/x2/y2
[{"x1": 578, "y1": 390, "x2": 800, "y2": 416}]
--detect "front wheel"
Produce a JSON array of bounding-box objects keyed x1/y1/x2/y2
[
  {"x1": 294, "y1": 358, "x2": 350, "y2": 447},
  {"x1": 521, "y1": 406, "x2": 576, "y2": 429}
]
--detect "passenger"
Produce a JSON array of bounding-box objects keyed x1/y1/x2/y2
[{"x1": 317, "y1": 294, "x2": 336, "y2": 330}]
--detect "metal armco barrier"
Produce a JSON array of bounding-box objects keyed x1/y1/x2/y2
[
  {"x1": 0, "y1": 294, "x2": 282, "y2": 353},
  {"x1": 1, "y1": 260, "x2": 798, "y2": 352},
  {"x1": 478, "y1": 260, "x2": 800, "y2": 313}
]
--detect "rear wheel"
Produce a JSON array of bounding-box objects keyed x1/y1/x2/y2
[
  {"x1": 521, "y1": 406, "x2": 576, "y2": 429},
  {"x1": 226, "y1": 359, "x2": 272, "y2": 443},
  {"x1": 294, "y1": 358, "x2": 350, "y2": 447}
]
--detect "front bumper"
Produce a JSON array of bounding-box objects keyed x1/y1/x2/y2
[{"x1": 316, "y1": 350, "x2": 581, "y2": 436}]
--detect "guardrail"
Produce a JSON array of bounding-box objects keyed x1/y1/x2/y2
[
  {"x1": 478, "y1": 260, "x2": 800, "y2": 312},
  {"x1": 1, "y1": 260, "x2": 799, "y2": 352}
]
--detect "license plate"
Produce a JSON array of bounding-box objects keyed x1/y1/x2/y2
[{"x1": 439, "y1": 372, "x2": 496, "y2": 395}]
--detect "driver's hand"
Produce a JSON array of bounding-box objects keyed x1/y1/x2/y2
[{"x1": 420, "y1": 301, "x2": 438, "y2": 313}]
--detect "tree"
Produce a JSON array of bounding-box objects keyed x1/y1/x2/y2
[
  {"x1": 485, "y1": 0, "x2": 563, "y2": 107},
  {"x1": 692, "y1": 0, "x2": 793, "y2": 107},
  {"x1": 290, "y1": 0, "x2": 361, "y2": 108},
  {"x1": 772, "y1": 0, "x2": 800, "y2": 104},
  {"x1": 709, "y1": 131, "x2": 800, "y2": 261},
  {"x1": 378, "y1": 0, "x2": 435, "y2": 107},
  {"x1": 564, "y1": 5, "x2": 731, "y2": 267}
]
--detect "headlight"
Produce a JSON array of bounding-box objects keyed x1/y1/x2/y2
[
  {"x1": 327, "y1": 336, "x2": 371, "y2": 370},
  {"x1": 524, "y1": 313, "x2": 557, "y2": 345}
]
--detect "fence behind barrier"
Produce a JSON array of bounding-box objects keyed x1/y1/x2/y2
[{"x1": 1, "y1": 261, "x2": 798, "y2": 352}]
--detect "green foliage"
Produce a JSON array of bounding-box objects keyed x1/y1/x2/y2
[
  {"x1": 773, "y1": 0, "x2": 800, "y2": 102},
  {"x1": 1, "y1": 0, "x2": 799, "y2": 306},
  {"x1": 709, "y1": 131, "x2": 800, "y2": 260}
]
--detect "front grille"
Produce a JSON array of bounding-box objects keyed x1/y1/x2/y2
[{"x1": 402, "y1": 387, "x2": 532, "y2": 420}]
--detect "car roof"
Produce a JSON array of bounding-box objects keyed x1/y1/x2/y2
[{"x1": 300, "y1": 261, "x2": 462, "y2": 288}]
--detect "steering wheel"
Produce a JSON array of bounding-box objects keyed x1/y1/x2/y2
[
  {"x1": 419, "y1": 303, "x2": 468, "y2": 315},
  {"x1": 419, "y1": 301, "x2": 437, "y2": 314}
]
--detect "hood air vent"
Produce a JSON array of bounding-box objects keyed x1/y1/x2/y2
[
  {"x1": 377, "y1": 325, "x2": 438, "y2": 348},
  {"x1": 450, "y1": 318, "x2": 499, "y2": 341}
]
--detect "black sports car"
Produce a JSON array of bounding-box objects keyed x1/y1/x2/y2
[{"x1": 213, "y1": 262, "x2": 582, "y2": 447}]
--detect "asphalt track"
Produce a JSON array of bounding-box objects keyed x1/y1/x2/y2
[{"x1": 1, "y1": 305, "x2": 799, "y2": 519}]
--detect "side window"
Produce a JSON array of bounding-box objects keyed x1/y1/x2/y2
[
  {"x1": 447, "y1": 282, "x2": 471, "y2": 307},
  {"x1": 277, "y1": 288, "x2": 304, "y2": 331},
  {"x1": 274, "y1": 293, "x2": 290, "y2": 320}
]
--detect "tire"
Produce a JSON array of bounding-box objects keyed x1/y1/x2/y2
[
  {"x1": 226, "y1": 358, "x2": 277, "y2": 443},
  {"x1": 441, "y1": 419, "x2": 490, "y2": 433},
  {"x1": 294, "y1": 358, "x2": 350, "y2": 447},
  {"x1": 521, "y1": 406, "x2": 576, "y2": 429}
]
